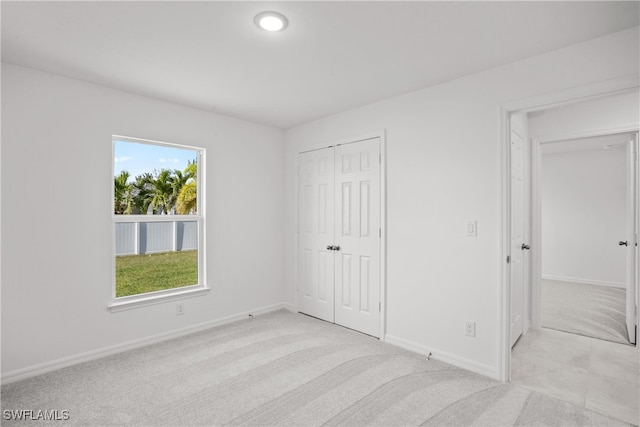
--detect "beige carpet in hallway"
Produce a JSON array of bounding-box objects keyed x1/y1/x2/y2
[{"x1": 542, "y1": 279, "x2": 630, "y2": 345}]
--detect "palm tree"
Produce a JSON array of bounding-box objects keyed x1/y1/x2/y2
[
  {"x1": 118, "y1": 160, "x2": 198, "y2": 215},
  {"x1": 184, "y1": 160, "x2": 197, "y2": 179},
  {"x1": 170, "y1": 169, "x2": 190, "y2": 212},
  {"x1": 176, "y1": 161, "x2": 197, "y2": 214},
  {"x1": 131, "y1": 173, "x2": 154, "y2": 214},
  {"x1": 148, "y1": 169, "x2": 175, "y2": 214},
  {"x1": 114, "y1": 171, "x2": 133, "y2": 214},
  {"x1": 176, "y1": 182, "x2": 197, "y2": 214}
]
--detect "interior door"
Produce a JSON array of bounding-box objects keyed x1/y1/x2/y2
[
  {"x1": 298, "y1": 148, "x2": 335, "y2": 323},
  {"x1": 510, "y1": 117, "x2": 526, "y2": 347},
  {"x1": 334, "y1": 139, "x2": 381, "y2": 337},
  {"x1": 625, "y1": 133, "x2": 638, "y2": 344},
  {"x1": 297, "y1": 138, "x2": 382, "y2": 338}
]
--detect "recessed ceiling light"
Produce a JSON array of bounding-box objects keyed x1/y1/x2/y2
[{"x1": 254, "y1": 11, "x2": 288, "y2": 32}]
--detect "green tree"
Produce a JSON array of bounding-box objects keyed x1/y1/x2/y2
[
  {"x1": 114, "y1": 171, "x2": 133, "y2": 214},
  {"x1": 170, "y1": 169, "x2": 190, "y2": 212},
  {"x1": 176, "y1": 182, "x2": 197, "y2": 214},
  {"x1": 131, "y1": 173, "x2": 154, "y2": 214},
  {"x1": 176, "y1": 160, "x2": 197, "y2": 214},
  {"x1": 148, "y1": 169, "x2": 175, "y2": 214},
  {"x1": 184, "y1": 160, "x2": 197, "y2": 179},
  {"x1": 115, "y1": 159, "x2": 198, "y2": 215}
]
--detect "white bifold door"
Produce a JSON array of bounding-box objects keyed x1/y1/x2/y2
[{"x1": 298, "y1": 138, "x2": 381, "y2": 338}]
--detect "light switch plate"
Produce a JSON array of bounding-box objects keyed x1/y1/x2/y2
[{"x1": 466, "y1": 220, "x2": 477, "y2": 237}]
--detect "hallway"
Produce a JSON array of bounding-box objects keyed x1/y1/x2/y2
[{"x1": 512, "y1": 328, "x2": 639, "y2": 425}]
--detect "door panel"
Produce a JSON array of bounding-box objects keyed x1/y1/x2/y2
[
  {"x1": 298, "y1": 149, "x2": 335, "y2": 322},
  {"x1": 626, "y1": 133, "x2": 638, "y2": 344},
  {"x1": 510, "y1": 126, "x2": 525, "y2": 347},
  {"x1": 334, "y1": 139, "x2": 381, "y2": 337}
]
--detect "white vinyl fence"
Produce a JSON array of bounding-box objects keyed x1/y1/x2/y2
[{"x1": 115, "y1": 220, "x2": 197, "y2": 256}]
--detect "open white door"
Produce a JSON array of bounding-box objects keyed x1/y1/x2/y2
[
  {"x1": 510, "y1": 114, "x2": 529, "y2": 348},
  {"x1": 625, "y1": 133, "x2": 638, "y2": 345},
  {"x1": 298, "y1": 148, "x2": 335, "y2": 323},
  {"x1": 334, "y1": 139, "x2": 381, "y2": 337}
]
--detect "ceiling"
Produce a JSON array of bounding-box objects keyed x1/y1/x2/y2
[
  {"x1": 2, "y1": 1, "x2": 638, "y2": 129},
  {"x1": 541, "y1": 133, "x2": 630, "y2": 155}
]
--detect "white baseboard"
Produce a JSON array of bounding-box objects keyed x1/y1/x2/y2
[
  {"x1": 1, "y1": 302, "x2": 292, "y2": 385},
  {"x1": 542, "y1": 275, "x2": 624, "y2": 288},
  {"x1": 384, "y1": 334, "x2": 499, "y2": 380},
  {"x1": 280, "y1": 303, "x2": 296, "y2": 313}
]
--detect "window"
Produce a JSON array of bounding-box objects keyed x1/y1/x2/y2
[{"x1": 110, "y1": 136, "x2": 207, "y2": 311}]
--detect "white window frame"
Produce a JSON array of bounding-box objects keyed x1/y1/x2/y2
[{"x1": 108, "y1": 135, "x2": 208, "y2": 312}]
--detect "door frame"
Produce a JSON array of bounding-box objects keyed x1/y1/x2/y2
[
  {"x1": 294, "y1": 130, "x2": 388, "y2": 340},
  {"x1": 499, "y1": 75, "x2": 640, "y2": 382}
]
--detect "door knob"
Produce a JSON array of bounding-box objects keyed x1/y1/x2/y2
[
  {"x1": 327, "y1": 245, "x2": 333, "y2": 250},
  {"x1": 521, "y1": 244, "x2": 530, "y2": 250},
  {"x1": 619, "y1": 240, "x2": 628, "y2": 246},
  {"x1": 334, "y1": 245, "x2": 340, "y2": 251}
]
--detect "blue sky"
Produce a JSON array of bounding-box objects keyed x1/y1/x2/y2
[{"x1": 114, "y1": 139, "x2": 197, "y2": 182}]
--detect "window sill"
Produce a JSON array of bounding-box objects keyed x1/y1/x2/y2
[{"x1": 108, "y1": 286, "x2": 210, "y2": 313}]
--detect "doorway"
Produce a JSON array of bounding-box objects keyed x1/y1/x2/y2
[
  {"x1": 503, "y1": 87, "x2": 640, "y2": 423},
  {"x1": 297, "y1": 136, "x2": 384, "y2": 338},
  {"x1": 537, "y1": 132, "x2": 637, "y2": 346},
  {"x1": 502, "y1": 84, "x2": 640, "y2": 374}
]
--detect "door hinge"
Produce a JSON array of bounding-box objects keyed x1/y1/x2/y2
[
  {"x1": 506, "y1": 255, "x2": 510, "y2": 264},
  {"x1": 379, "y1": 228, "x2": 381, "y2": 238},
  {"x1": 379, "y1": 302, "x2": 381, "y2": 312}
]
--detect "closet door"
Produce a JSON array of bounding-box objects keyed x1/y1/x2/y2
[
  {"x1": 334, "y1": 139, "x2": 381, "y2": 337},
  {"x1": 298, "y1": 148, "x2": 335, "y2": 322}
]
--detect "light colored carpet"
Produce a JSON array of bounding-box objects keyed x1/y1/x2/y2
[
  {"x1": 541, "y1": 279, "x2": 630, "y2": 345},
  {"x1": 1, "y1": 310, "x2": 633, "y2": 426}
]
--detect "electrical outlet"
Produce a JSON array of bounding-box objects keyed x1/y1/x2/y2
[
  {"x1": 465, "y1": 321, "x2": 476, "y2": 337},
  {"x1": 176, "y1": 303, "x2": 185, "y2": 316}
]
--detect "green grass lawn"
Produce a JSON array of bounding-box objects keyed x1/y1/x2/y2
[{"x1": 115, "y1": 250, "x2": 198, "y2": 297}]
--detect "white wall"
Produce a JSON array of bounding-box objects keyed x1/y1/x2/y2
[
  {"x1": 1, "y1": 63, "x2": 285, "y2": 377},
  {"x1": 528, "y1": 88, "x2": 639, "y2": 140},
  {"x1": 541, "y1": 148, "x2": 627, "y2": 287},
  {"x1": 527, "y1": 87, "x2": 639, "y2": 286},
  {"x1": 284, "y1": 27, "x2": 639, "y2": 378}
]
